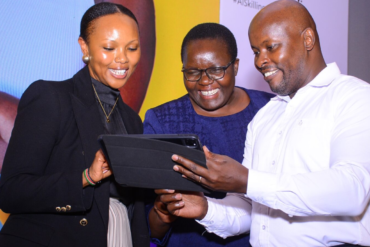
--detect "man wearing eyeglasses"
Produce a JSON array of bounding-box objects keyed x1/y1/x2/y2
[{"x1": 156, "y1": 1, "x2": 370, "y2": 246}]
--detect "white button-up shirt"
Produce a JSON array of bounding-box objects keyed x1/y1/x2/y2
[{"x1": 198, "y1": 63, "x2": 370, "y2": 246}]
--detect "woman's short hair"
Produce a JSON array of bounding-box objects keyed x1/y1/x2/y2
[
  {"x1": 80, "y1": 2, "x2": 138, "y2": 43},
  {"x1": 181, "y1": 23, "x2": 238, "y2": 62}
]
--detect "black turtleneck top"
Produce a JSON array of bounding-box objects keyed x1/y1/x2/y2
[
  {"x1": 91, "y1": 78, "x2": 133, "y2": 204},
  {"x1": 91, "y1": 78, "x2": 127, "y2": 135}
]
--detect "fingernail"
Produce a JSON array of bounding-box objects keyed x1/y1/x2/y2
[
  {"x1": 175, "y1": 201, "x2": 184, "y2": 207},
  {"x1": 165, "y1": 189, "x2": 175, "y2": 193},
  {"x1": 173, "y1": 165, "x2": 179, "y2": 171},
  {"x1": 175, "y1": 194, "x2": 182, "y2": 200},
  {"x1": 204, "y1": 146, "x2": 209, "y2": 152},
  {"x1": 172, "y1": 155, "x2": 178, "y2": 161}
]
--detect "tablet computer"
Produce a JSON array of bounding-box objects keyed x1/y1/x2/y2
[
  {"x1": 123, "y1": 134, "x2": 203, "y2": 150},
  {"x1": 98, "y1": 134, "x2": 211, "y2": 193}
]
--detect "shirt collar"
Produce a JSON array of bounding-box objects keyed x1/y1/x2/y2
[
  {"x1": 272, "y1": 63, "x2": 341, "y2": 102},
  {"x1": 307, "y1": 62, "x2": 341, "y2": 87}
]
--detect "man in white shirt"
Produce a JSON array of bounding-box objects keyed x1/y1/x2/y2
[{"x1": 154, "y1": 0, "x2": 370, "y2": 246}]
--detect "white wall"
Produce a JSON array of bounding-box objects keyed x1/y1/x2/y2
[{"x1": 220, "y1": 0, "x2": 349, "y2": 93}]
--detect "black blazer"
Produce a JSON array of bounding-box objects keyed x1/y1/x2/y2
[{"x1": 0, "y1": 66, "x2": 150, "y2": 247}]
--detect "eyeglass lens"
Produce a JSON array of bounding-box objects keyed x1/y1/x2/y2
[{"x1": 184, "y1": 68, "x2": 225, "y2": 81}]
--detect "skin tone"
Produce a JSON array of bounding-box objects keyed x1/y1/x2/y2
[
  {"x1": 155, "y1": 0, "x2": 327, "y2": 220},
  {"x1": 78, "y1": 13, "x2": 141, "y2": 90},
  {"x1": 184, "y1": 38, "x2": 250, "y2": 117},
  {"x1": 249, "y1": 0, "x2": 326, "y2": 98},
  {"x1": 148, "y1": 38, "x2": 251, "y2": 238},
  {"x1": 82, "y1": 150, "x2": 111, "y2": 188},
  {"x1": 78, "y1": 12, "x2": 141, "y2": 187},
  {"x1": 101, "y1": 0, "x2": 156, "y2": 112}
]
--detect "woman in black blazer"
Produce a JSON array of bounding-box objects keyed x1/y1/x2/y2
[{"x1": 0, "y1": 3, "x2": 150, "y2": 247}]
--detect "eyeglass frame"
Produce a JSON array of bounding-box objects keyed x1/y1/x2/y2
[{"x1": 181, "y1": 59, "x2": 236, "y2": 82}]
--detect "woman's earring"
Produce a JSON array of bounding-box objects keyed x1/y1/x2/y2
[{"x1": 82, "y1": 55, "x2": 90, "y2": 64}]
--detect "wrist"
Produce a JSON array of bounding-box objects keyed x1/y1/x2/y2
[
  {"x1": 88, "y1": 168, "x2": 101, "y2": 184},
  {"x1": 84, "y1": 168, "x2": 96, "y2": 186},
  {"x1": 196, "y1": 197, "x2": 209, "y2": 220},
  {"x1": 84, "y1": 168, "x2": 101, "y2": 186},
  {"x1": 149, "y1": 207, "x2": 173, "y2": 239},
  {"x1": 236, "y1": 167, "x2": 249, "y2": 194}
]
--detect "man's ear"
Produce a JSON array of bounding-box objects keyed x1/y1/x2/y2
[
  {"x1": 233, "y1": 58, "x2": 240, "y2": 76},
  {"x1": 303, "y1": 28, "x2": 315, "y2": 51},
  {"x1": 78, "y1": 37, "x2": 89, "y2": 56}
]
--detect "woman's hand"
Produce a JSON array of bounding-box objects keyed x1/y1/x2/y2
[
  {"x1": 148, "y1": 189, "x2": 208, "y2": 239},
  {"x1": 152, "y1": 189, "x2": 179, "y2": 224},
  {"x1": 148, "y1": 189, "x2": 178, "y2": 238},
  {"x1": 82, "y1": 150, "x2": 112, "y2": 187}
]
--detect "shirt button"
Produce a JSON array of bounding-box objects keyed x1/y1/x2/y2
[
  {"x1": 279, "y1": 131, "x2": 282, "y2": 135},
  {"x1": 299, "y1": 120, "x2": 303, "y2": 125},
  {"x1": 262, "y1": 225, "x2": 266, "y2": 230},
  {"x1": 272, "y1": 161, "x2": 275, "y2": 165}
]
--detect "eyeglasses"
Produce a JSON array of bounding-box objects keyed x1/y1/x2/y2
[{"x1": 181, "y1": 59, "x2": 235, "y2": 82}]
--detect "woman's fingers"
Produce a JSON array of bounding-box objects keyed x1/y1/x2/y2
[
  {"x1": 90, "y1": 149, "x2": 112, "y2": 181},
  {"x1": 96, "y1": 149, "x2": 107, "y2": 162},
  {"x1": 166, "y1": 202, "x2": 185, "y2": 216},
  {"x1": 102, "y1": 169, "x2": 112, "y2": 178},
  {"x1": 158, "y1": 193, "x2": 183, "y2": 205},
  {"x1": 154, "y1": 189, "x2": 175, "y2": 195},
  {"x1": 153, "y1": 199, "x2": 179, "y2": 223}
]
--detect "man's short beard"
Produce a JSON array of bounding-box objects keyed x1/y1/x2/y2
[
  {"x1": 270, "y1": 62, "x2": 305, "y2": 97},
  {"x1": 271, "y1": 79, "x2": 289, "y2": 96},
  {"x1": 270, "y1": 69, "x2": 291, "y2": 96}
]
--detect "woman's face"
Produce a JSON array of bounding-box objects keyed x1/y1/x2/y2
[
  {"x1": 183, "y1": 39, "x2": 239, "y2": 112},
  {"x1": 78, "y1": 13, "x2": 141, "y2": 89}
]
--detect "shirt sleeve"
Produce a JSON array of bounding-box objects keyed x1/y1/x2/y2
[
  {"x1": 197, "y1": 193, "x2": 252, "y2": 238},
  {"x1": 0, "y1": 81, "x2": 90, "y2": 214},
  {"x1": 246, "y1": 84, "x2": 370, "y2": 217}
]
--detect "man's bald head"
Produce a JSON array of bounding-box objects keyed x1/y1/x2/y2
[
  {"x1": 248, "y1": 0, "x2": 326, "y2": 98},
  {"x1": 250, "y1": 0, "x2": 318, "y2": 41}
]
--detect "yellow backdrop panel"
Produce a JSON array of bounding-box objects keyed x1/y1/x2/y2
[{"x1": 139, "y1": 0, "x2": 220, "y2": 119}]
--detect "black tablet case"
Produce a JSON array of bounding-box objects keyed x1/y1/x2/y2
[{"x1": 99, "y1": 135, "x2": 212, "y2": 193}]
